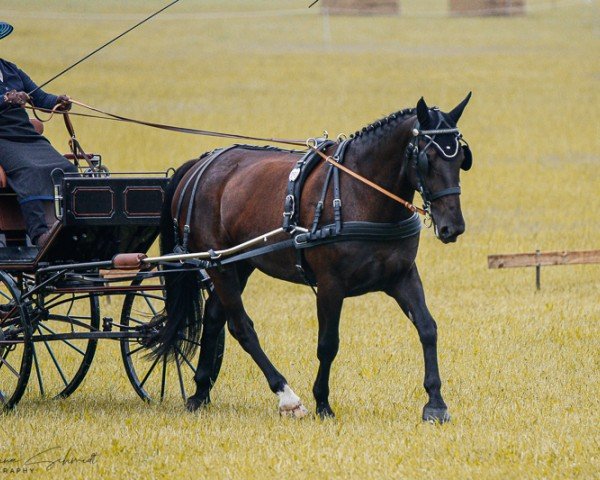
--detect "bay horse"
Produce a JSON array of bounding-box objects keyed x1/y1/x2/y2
[{"x1": 152, "y1": 94, "x2": 473, "y2": 422}]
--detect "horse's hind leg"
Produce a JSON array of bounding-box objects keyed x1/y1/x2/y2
[
  {"x1": 204, "y1": 266, "x2": 308, "y2": 417},
  {"x1": 186, "y1": 292, "x2": 227, "y2": 411},
  {"x1": 387, "y1": 264, "x2": 450, "y2": 423}
]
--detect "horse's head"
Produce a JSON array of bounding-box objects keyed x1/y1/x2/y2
[{"x1": 408, "y1": 93, "x2": 473, "y2": 243}]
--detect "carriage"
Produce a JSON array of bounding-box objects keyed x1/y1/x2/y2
[{"x1": 0, "y1": 116, "x2": 225, "y2": 410}]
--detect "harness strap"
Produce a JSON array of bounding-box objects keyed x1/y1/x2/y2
[
  {"x1": 308, "y1": 139, "x2": 350, "y2": 235},
  {"x1": 429, "y1": 186, "x2": 461, "y2": 201},
  {"x1": 176, "y1": 214, "x2": 422, "y2": 271},
  {"x1": 331, "y1": 140, "x2": 351, "y2": 234},
  {"x1": 294, "y1": 214, "x2": 422, "y2": 247},
  {"x1": 173, "y1": 154, "x2": 215, "y2": 246},
  {"x1": 294, "y1": 139, "x2": 350, "y2": 287},
  {"x1": 310, "y1": 164, "x2": 333, "y2": 234},
  {"x1": 174, "y1": 146, "x2": 237, "y2": 252},
  {"x1": 283, "y1": 138, "x2": 334, "y2": 232}
]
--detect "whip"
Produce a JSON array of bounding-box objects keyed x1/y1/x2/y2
[{"x1": 28, "y1": 0, "x2": 182, "y2": 96}]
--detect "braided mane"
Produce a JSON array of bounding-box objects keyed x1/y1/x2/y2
[{"x1": 350, "y1": 108, "x2": 416, "y2": 139}]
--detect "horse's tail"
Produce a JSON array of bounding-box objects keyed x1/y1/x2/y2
[{"x1": 150, "y1": 159, "x2": 203, "y2": 361}]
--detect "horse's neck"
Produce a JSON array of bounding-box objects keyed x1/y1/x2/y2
[{"x1": 344, "y1": 117, "x2": 416, "y2": 221}]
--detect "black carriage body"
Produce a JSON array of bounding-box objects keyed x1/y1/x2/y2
[
  {"x1": 0, "y1": 172, "x2": 169, "y2": 268},
  {"x1": 62, "y1": 176, "x2": 166, "y2": 226},
  {"x1": 45, "y1": 175, "x2": 168, "y2": 263}
]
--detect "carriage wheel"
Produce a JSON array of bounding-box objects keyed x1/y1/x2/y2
[
  {"x1": 0, "y1": 271, "x2": 33, "y2": 410},
  {"x1": 28, "y1": 292, "x2": 100, "y2": 399},
  {"x1": 120, "y1": 272, "x2": 225, "y2": 403}
]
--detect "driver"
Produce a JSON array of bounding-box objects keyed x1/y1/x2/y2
[{"x1": 0, "y1": 21, "x2": 78, "y2": 248}]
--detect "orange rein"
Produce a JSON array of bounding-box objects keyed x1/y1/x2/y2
[{"x1": 25, "y1": 100, "x2": 426, "y2": 216}]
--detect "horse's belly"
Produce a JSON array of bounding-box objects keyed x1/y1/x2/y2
[{"x1": 250, "y1": 240, "x2": 418, "y2": 295}]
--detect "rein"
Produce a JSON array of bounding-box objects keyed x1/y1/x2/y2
[
  {"x1": 27, "y1": 101, "x2": 307, "y2": 147},
  {"x1": 26, "y1": 100, "x2": 430, "y2": 217},
  {"x1": 304, "y1": 141, "x2": 427, "y2": 216}
]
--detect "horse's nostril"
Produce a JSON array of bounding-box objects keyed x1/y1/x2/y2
[{"x1": 439, "y1": 226, "x2": 450, "y2": 238}]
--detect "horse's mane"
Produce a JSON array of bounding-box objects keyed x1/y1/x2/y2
[{"x1": 350, "y1": 108, "x2": 416, "y2": 140}]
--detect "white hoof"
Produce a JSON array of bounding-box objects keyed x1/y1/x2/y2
[
  {"x1": 277, "y1": 385, "x2": 309, "y2": 419},
  {"x1": 279, "y1": 402, "x2": 309, "y2": 418}
]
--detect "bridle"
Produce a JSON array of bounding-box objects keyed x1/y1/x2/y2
[{"x1": 407, "y1": 109, "x2": 472, "y2": 217}]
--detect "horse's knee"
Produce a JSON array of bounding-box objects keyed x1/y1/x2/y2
[
  {"x1": 317, "y1": 339, "x2": 339, "y2": 363},
  {"x1": 417, "y1": 319, "x2": 438, "y2": 346}
]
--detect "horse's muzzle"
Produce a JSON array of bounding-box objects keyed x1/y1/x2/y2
[{"x1": 435, "y1": 222, "x2": 465, "y2": 243}]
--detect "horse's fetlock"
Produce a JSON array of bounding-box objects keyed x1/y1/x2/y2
[
  {"x1": 424, "y1": 379, "x2": 442, "y2": 395},
  {"x1": 312, "y1": 384, "x2": 329, "y2": 403}
]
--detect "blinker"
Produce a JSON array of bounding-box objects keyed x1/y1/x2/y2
[{"x1": 461, "y1": 145, "x2": 472, "y2": 171}]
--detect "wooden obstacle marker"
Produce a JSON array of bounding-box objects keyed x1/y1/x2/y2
[{"x1": 488, "y1": 249, "x2": 600, "y2": 290}]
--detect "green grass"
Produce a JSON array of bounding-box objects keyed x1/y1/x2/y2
[{"x1": 1, "y1": 1, "x2": 599, "y2": 479}]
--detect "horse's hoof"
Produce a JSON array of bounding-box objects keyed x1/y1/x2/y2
[
  {"x1": 279, "y1": 402, "x2": 309, "y2": 419},
  {"x1": 277, "y1": 384, "x2": 308, "y2": 418},
  {"x1": 422, "y1": 405, "x2": 451, "y2": 424},
  {"x1": 186, "y1": 395, "x2": 210, "y2": 412},
  {"x1": 316, "y1": 404, "x2": 336, "y2": 419}
]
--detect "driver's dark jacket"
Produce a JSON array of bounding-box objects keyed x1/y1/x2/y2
[{"x1": 0, "y1": 59, "x2": 58, "y2": 141}]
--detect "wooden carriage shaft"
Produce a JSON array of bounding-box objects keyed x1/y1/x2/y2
[{"x1": 143, "y1": 227, "x2": 291, "y2": 264}]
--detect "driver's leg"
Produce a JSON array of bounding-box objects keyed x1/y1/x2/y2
[{"x1": 19, "y1": 199, "x2": 48, "y2": 246}]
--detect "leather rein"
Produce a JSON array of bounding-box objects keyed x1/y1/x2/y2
[{"x1": 26, "y1": 100, "x2": 464, "y2": 219}]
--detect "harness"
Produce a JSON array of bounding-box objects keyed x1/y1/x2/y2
[
  {"x1": 173, "y1": 146, "x2": 238, "y2": 254},
  {"x1": 171, "y1": 140, "x2": 422, "y2": 289}
]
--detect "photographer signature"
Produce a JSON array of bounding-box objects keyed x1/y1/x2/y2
[{"x1": 1, "y1": 447, "x2": 98, "y2": 473}]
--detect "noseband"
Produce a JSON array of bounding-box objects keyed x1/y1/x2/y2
[{"x1": 406, "y1": 110, "x2": 467, "y2": 215}]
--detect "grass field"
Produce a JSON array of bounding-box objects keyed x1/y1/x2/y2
[{"x1": 1, "y1": 1, "x2": 599, "y2": 479}]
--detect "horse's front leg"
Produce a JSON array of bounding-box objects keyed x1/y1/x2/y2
[
  {"x1": 386, "y1": 264, "x2": 450, "y2": 423},
  {"x1": 312, "y1": 278, "x2": 344, "y2": 418}
]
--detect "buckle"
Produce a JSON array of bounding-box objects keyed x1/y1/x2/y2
[{"x1": 293, "y1": 233, "x2": 309, "y2": 247}]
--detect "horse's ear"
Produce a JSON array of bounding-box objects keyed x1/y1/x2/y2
[
  {"x1": 416, "y1": 97, "x2": 431, "y2": 128},
  {"x1": 448, "y1": 92, "x2": 472, "y2": 124}
]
